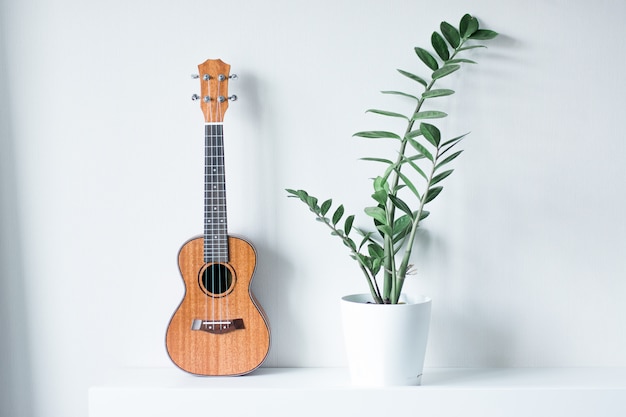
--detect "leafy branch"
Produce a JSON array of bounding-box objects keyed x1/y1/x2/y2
[{"x1": 287, "y1": 14, "x2": 498, "y2": 304}]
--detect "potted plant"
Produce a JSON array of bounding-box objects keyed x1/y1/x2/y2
[{"x1": 287, "y1": 14, "x2": 498, "y2": 385}]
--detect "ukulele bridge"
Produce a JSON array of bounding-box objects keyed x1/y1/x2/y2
[{"x1": 191, "y1": 318, "x2": 245, "y2": 334}]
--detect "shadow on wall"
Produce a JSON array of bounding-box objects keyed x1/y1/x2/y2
[{"x1": 0, "y1": 13, "x2": 35, "y2": 417}]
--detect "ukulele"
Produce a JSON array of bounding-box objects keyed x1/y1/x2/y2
[{"x1": 166, "y1": 59, "x2": 270, "y2": 376}]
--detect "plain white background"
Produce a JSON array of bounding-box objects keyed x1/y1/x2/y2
[{"x1": 1, "y1": 1, "x2": 625, "y2": 416}]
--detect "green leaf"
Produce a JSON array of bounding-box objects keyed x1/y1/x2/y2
[
  {"x1": 360, "y1": 157, "x2": 393, "y2": 165},
  {"x1": 356, "y1": 253, "x2": 372, "y2": 270},
  {"x1": 470, "y1": 29, "x2": 498, "y2": 40},
  {"x1": 286, "y1": 188, "x2": 307, "y2": 201},
  {"x1": 413, "y1": 110, "x2": 448, "y2": 120},
  {"x1": 357, "y1": 229, "x2": 375, "y2": 250},
  {"x1": 420, "y1": 122, "x2": 440, "y2": 147},
  {"x1": 320, "y1": 199, "x2": 332, "y2": 216},
  {"x1": 393, "y1": 215, "x2": 413, "y2": 245},
  {"x1": 392, "y1": 214, "x2": 412, "y2": 236},
  {"x1": 373, "y1": 176, "x2": 389, "y2": 193},
  {"x1": 424, "y1": 186, "x2": 443, "y2": 204},
  {"x1": 459, "y1": 14, "x2": 472, "y2": 37},
  {"x1": 377, "y1": 224, "x2": 394, "y2": 237},
  {"x1": 430, "y1": 169, "x2": 454, "y2": 186},
  {"x1": 381, "y1": 90, "x2": 419, "y2": 101},
  {"x1": 389, "y1": 195, "x2": 413, "y2": 217},
  {"x1": 397, "y1": 69, "x2": 427, "y2": 88},
  {"x1": 459, "y1": 14, "x2": 479, "y2": 38},
  {"x1": 436, "y1": 150, "x2": 463, "y2": 170},
  {"x1": 306, "y1": 195, "x2": 319, "y2": 211},
  {"x1": 447, "y1": 58, "x2": 477, "y2": 65},
  {"x1": 457, "y1": 45, "x2": 487, "y2": 51},
  {"x1": 407, "y1": 137, "x2": 434, "y2": 162},
  {"x1": 414, "y1": 47, "x2": 439, "y2": 71},
  {"x1": 370, "y1": 257, "x2": 382, "y2": 276},
  {"x1": 354, "y1": 130, "x2": 401, "y2": 140},
  {"x1": 343, "y1": 237, "x2": 357, "y2": 251},
  {"x1": 422, "y1": 89, "x2": 455, "y2": 99},
  {"x1": 397, "y1": 170, "x2": 422, "y2": 200},
  {"x1": 406, "y1": 129, "x2": 423, "y2": 139},
  {"x1": 419, "y1": 210, "x2": 430, "y2": 220},
  {"x1": 344, "y1": 215, "x2": 355, "y2": 236},
  {"x1": 440, "y1": 21, "x2": 460, "y2": 48},
  {"x1": 432, "y1": 64, "x2": 460, "y2": 80},
  {"x1": 366, "y1": 109, "x2": 409, "y2": 120},
  {"x1": 401, "y1": 155, "x2": 428, "y2": 181},
  {"x1": 364, "y1": 206, "x2": 387, "y2": 225},
  {"x1": 368, "y1": 242, "x2": 384, "y2": 259},
  {"x1": 332, "y1": 204, "x2": 344, "y2": 225},
  {"x1": 371, "y1": 189, "x2": 387, "y2": 205},
  {"x1": 431, "y1": 31, "x2": 449, "y2": 61},
  {"x1": 440, "y1": 132, "x2": 469, "y2": 156}
]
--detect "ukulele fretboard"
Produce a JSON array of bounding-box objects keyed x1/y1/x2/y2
[{"x1": 204, "y1": 123, "x2": 229, "y2": 262}]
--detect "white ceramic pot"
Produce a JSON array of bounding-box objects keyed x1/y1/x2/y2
[{"x1": 340, "y1": 293, "x2": 432, "y2": 386}]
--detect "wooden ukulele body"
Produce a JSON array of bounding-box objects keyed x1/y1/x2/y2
[{"x1": 166, "y1": 236, "x2": 270, "y2": 376}]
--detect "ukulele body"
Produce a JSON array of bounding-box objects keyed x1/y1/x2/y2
[{"x1": 166, "y1": 235, "x2": 270, "y2": 376}]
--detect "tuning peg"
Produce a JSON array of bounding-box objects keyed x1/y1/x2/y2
[
  {"x1": 191, "y1": 74, "x2": 199, "y2": 79},
  {"x1": 229, "y1": 95, "x2": 238, "y2": 101},
  {"x1": 191, "y1": 94, "x2": 200, "y2": 101},
  {"x1": 216, "y1": 73, "x2": 237, "y2": 81}
]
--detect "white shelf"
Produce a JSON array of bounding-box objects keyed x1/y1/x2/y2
[{"x1": 89, "y1": 367, "x2": 626, "y2": 417}]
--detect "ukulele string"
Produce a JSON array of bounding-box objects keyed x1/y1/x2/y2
[
  {"x1": 206, "y1": 78, "x2": 214, "y2": 325},
  {"x1": 216, "y1": 77, "x2": 226, "y2": 325},
  {"x1": 205, "y1": 101, "x2": 210, "y2": 324},
  {"x1": 212, "y1": 109, "x2": 219, "y2": 325}
]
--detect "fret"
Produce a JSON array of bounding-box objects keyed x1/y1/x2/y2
[
  {"x1": 205, "y1": 209, "x2": 227, "y2": 214},
  {"x1": 203, "y1": 122, "x2": 229, "y2": 262}
]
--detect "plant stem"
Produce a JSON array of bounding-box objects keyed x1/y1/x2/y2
[
  {"x1": 385, "y1": 40, "x2": 467, "y2": 304},
  {"x1": 393, "y1": 149, "x2": 440, "y2": 303},
  {"x1": 383, "y1": 78, "x2": 433, "y2": 302}
]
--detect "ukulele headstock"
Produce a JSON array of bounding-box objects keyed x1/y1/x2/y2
[{"x1": 193, "y1": 59, "x2": 237, "y2": 123}]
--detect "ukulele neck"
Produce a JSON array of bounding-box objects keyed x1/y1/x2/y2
[{"x1": 203, "y1": 122, "x2": 229, "y2": 263}]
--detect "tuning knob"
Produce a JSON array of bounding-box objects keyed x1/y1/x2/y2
[
  {"x1": 229, "y1": 95, "x2": 238, "y2": 101},
  {"x1": 191, "y1": 74, "x2": 199, "y2": 79},
  {"x1": 191, "y1": 94, "x2": 201, "y2": 101},
  {"x1": 229, "y1": 74, "x2": 238, "y2": 80}
]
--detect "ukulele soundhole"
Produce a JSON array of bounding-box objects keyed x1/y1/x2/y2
[{"x1": 199, "y1": 263, "x2": 235, "y2": 297}]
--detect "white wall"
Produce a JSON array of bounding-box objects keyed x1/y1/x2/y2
[{"x1": 2, "y1": 0, "x2": 626, "y2": 416}]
